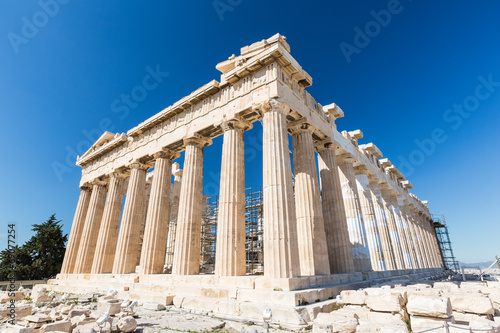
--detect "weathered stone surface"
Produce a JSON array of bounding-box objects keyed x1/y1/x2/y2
[
  {"x1": 356, "y1": 323, "x2": 408, "y2": 333},
  {"x1": 68, "y1": 309, "x2": 91, "y2": 318},
  {"x1": 489, "y1": 293, "x2": 500, "y2": 310},
  {"x1": 0, "y1": 305, "x2": 32, "y2": 319},
  {"x1": 469, "y1": 318, "x2": 500, "y2": 332},
  {"x1": 117, "y1": 316, "x2": 137, "y2": 332},
  {"x1": 406, "y1": 295, "x2": 452, "y2": 318},
  {"x1": 73, "y1": 322, "x2": 110, "y2": 333},
  {"x1": 0, "y1": 291, "x2": 26, "y2": 303},
  {"x1": 3, "y1": 324, "x2": 35, "y2": 333},
  {"x1": 142, "y1": 302, "x2": 165, "y2": 311},
  {"x1": 449, "y1": 293, "x2": 494, "y2": 315},
  {"x1": 410, "y1": 316, "x2": 454, "y2": 333},
  {"x1": 366, "y1": 292, "x2": 405, "y2": 313},
  {"x1": 313, "y1": 312, "x2": 358, "y2": 333},
  {"x1": 24, "y1": 314, "x2": 51, "y2": 323},
  {"x1": 40, "y1": 321, "x2": 72, "y2": 333},
  {"x1": 96, "y1": 299, "x2": 121, "y2": 315},
  {"x1": 341, "y1": 290, "x2": 367, "y2": 305}
]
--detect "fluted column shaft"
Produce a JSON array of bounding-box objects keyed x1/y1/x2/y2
[
  {"x1": 262, "y1": 101, "x2": 300, "y2": 278},
  {"x1": 354, "y1": 169, "x2": 385, "y2": 271},
  {"x1": 368, "y1": 179, "x2": 396, "y2": 270},
  {"x1": 74, "y1": 182, "x2": 107, "y2": 273},
  {"x1": 165, "y1": 168, "x2": 182, "y2": 268},
  {"x1": 398, "y1": 201, "x2": 419, "y2": 269},
  {"x1": 91, "y1": 174, "x2": 126, "y2": 274},
  {"x1": 388, "y1": 194, "x2": 413, "y2": 269},
  {"x1": 60, "y1": 186, "x2": 92, "y2": 274},
  {"x1": 413, "y1": 210, "x2": 431, "y2": 268},
  {"x1": 139, "y1": 151, "x2": 176, "y2": 274},
  {"x1": 421, "y1": 216, "x2": 439, "y2": 268},
  {"x1": 172, "y1": 136, "x2": 210, "y2": 275},
  {"x1": 337, "y1": 155, "x2": 371, "y2": 272},
  {"x1": 112, "y1": 163, "x2": 148, "y2": 274},
  {"x1": 317, "y1": 145, "x2": 355, "y2": 274},
  {"x1": 406, "y1": 208, "x2": 426, "y2": 268},
  {"x1": 291, "y1": 127, "x2": 330, "y2": 276},
  {"x1": 380, "y1": 187, "x2": 405, "y2": 270},
  {"x1": 215, "y1": 120, "x2": 249, "y2": 276},
  {"x1": 401, "y1": 204, "x2": 422, "y2": 269}
]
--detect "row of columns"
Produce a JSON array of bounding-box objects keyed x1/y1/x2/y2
[{"x1": 61, "y1": 99, "x2": 443, "y2": 278}]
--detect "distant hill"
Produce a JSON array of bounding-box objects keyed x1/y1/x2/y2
[{"x1": 459, "y1": 261, "x2": 499, "y2": 269}]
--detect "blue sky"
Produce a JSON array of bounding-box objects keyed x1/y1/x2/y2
[{"x1": 0, "y1": 1, "x2": 498, "y2": 264}]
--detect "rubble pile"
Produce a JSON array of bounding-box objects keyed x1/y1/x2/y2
[{"x1": 313, "y1": 280, "x2": 500, "y2": 333}]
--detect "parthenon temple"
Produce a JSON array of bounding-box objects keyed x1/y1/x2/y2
[{"x1": 52, "y1": 34, "x2": 445, "y2": 326}]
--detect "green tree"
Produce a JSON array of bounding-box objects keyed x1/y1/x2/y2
[{"x1": 0, "y1": 214, "x2": 67, "y2": 280}]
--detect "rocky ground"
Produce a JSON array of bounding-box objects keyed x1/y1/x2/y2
[{"x1": 1, "y1": 272, "x2": 500, "y2": 333}]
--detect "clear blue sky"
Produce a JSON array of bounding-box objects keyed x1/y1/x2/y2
[{"x1": 0, "y1": 1, "x2": 499, "y2": 264}]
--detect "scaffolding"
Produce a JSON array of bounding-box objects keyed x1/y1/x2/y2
[
  {"x1": 163, "y1": 187, "x2": 264, "y2": 275},
  {"x1": 432, "y1": 214, "x2": 460, "y2": 271}
]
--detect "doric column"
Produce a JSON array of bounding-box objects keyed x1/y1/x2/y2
[
  {"x1": 379, "y1": 185, "x2": 405, "y2": 270},
  {"x1": 261, "y1": 99, "x2": 300, "y2": 278},
  {"x1": 172, "y1": 135, "x2": 211, "y2": 275},
  {"x1": 337, "y1": 154, "x2": 372, "y2": 272},
  {"x1": 388, "y1": 193, "x2": 413, "y2": 269},
  {"x1": 137, "y1": 175, "x2": 153, "y2": 266},
  {"x1": 400, "y1": 203, "x2": 422, "y2": 269},
  {"x1": 215, "y1": 118, "x2": 251, "y2": 277},
  {"x1": 368, "y1": 177, "x2": 397, "y2": 270},
  {"x1": 91, "y1": 172, "x2": 127, "y2": 274},
  {"x1": 74, "y1": 180, "x2": 108, "y2": 274},
  {"x1": 139, "y1": 150, "x2": 178, "y2": 274},
  {"x1": 406, "y1": 206, "x2": 425, "y2": 268},
  {"x1": 398, "y1": 199, "x2": 419, "y2": 269},
  {"x1": 290, "y1": 121, "x2": 330, "y2": 276},
  {"x1": 317, "y1": 142, "x2": 355, "y2": 274},
  {"x1": 60, "y1": 185, "x2": 92, "y2": 274},
  {"x1": 354, "y1": 166, "x2": 385, "y2": 271},
  {"x1": 112, "y1": 162, "x2": 148, "y2": 274},
  {"x1": 412, "y1": 207, "x2": 431, "y2": 268},
  {"x1": 165, "y1": 164, "x2": 182, "y2": 270},
  {"x1": 421, "y1": 215, "x2": 439, "y2": 268}
]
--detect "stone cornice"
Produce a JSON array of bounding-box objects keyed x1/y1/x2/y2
[{"x1": 76, "y1": 133, "x2": 128, "y2": 167}]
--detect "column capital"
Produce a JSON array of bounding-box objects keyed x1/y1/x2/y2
[
  {"x1": 154, "y1": 148, "x2": 180, "y2": 160},
  {"x1": 128, "y1": 160, "x2": 150, "y2": 171},
  {"x1": 353, "y1": 165, "x2": 370, "y2": 176},
  {"x1": 336, "y1": 153, "x2": 355, "y2": 164},
  {"x1": 220, "y1": 117, "x2": 252, "y2": 132},
  {"x1": 367, "y1": 174, "x2": 381, "y2": 185},
  {"x1": 288, "y1": 118, "x2": 314, "y2": 134},
  {"x1": 91, "y1": 178, "x2": 108, "y2": 187},
  {"x1": 183, "y1": 134, "x2": 212, "y2": 148},
  {"x1": 262, "y1": 98, "x2": 290, "y2": 114},
  {"x1": 315, "y1": 139, "x2": 337, "y2": 152},
  {"x1": 80, "y1": 183, "x2": 92, "y2": 191}
]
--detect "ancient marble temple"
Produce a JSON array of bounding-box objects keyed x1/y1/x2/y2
[{"x1": 54, "y1": 34, "x2": 444, "y2": 326}]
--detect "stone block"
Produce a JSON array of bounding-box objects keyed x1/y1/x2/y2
[
  {"x1": 142, "y1": 302, "x2": 166, "y2": 311},
  {"x1": 0, "y1": 291, "x2": 26, "y2": 303},
  {"x1": 313, "y1": 311, "x2": 358, "y2": 333},
  {"x1": 3, "y1": 324, "x2": 34, "y2": 333},
  {"x1": 356, "y1": 323, "x2": 408, "y2": 333},
  {"x1": 341, "y1": 290, "x2": 367, "y2": 305},
  {"x1": 24, "y1": 314, "x2": 51, "y2": 323},
  {"x1": 117, "y1": 316, "x2": 137, "y2": 332},
  {"x1": 40, "y1": 321, "x2": 72, "y2": 333},
  {"x1": 489, "y1": 293, "x2": 500, "y2": 310},
  {"x1": 469, "y1": 318, "x2": 500, "y2": 332},
  {"x1": 68, "y1": 309, "x2": 91, "y2": 318},
  {"x1": 0, "y1": 305, "x2": 32, "y2": 319},
  {"x1": 366, "y1": 292, "x2": 405, "y2": 313},
  {"x1": 96, "y1": 299, "x2": 121, "y2": 316},
  {"x1": 407, "y1": 295, "x2": 452, "y2": 318},
  {"x1": 449, "y1": 293, "x2": 495, "y2": 315},
  {"x1": 410, "y1": 316, "x2": 454, "y2": 333}
]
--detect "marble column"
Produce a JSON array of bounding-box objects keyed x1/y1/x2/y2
[
  {"x1": 317, "y1": 142, "x2": 355, "y2": 274},
  {"x1": 91, "y1": 172, "x2": 126, "y2": 274},
  {"x1": 406, "y1": 206, "x2": 426, "y2": 268},
  {"x1": 172, "y1": 135, "x2": 211, "y2": 275},
  {"x1": 165, "y1": 165, "x2": 183, "y2": 269},
  {"x1": 413, "y1": 209, "x2": 431, "y2": 268},
  {"x1": 398, "y1": 200, "x2": 419, "y2": 269},
  {"x1": 215, "y1": 119, "x2": 251, "y2": 277},
  {"x1": 74, "y1": 180, "x2": 108, "y2": 274},
  {"x1": 354, "y1": 166, "x2": 385, "y2": 271},
  {"x1": 60, "y1": 185, "x2": 92, "y2": 274},
  {"x1": 401, "y1": 203, "x2": 422, "y2": 269},
  {"x1": 337, "y1": 154, "x2": 372, "y2": 272},
  {"x1": 379, "y1": 186, "x2": 405, "y2": 270},
  {"x1": 422, "y1": 216, "x2": 439, "y2": 268},
  {"x1": 112, "y1": 162, "x2": 148, "y2": 274},
  {"x1": 139, "y1": 150, "x2": 177, "y2": 274},
  {"x1": 137, "y1": 177, "x2": 153, "y2": 267},
  {"x1": 388, "y1": 193, "x2": 413, "y2": 269},
  {"x1": 262, "y1": 100, "x2": 300, "y2": 278},
  {"x1": 290, "y1": 122, "x2": 330, "y2": 276},
  {"x1": 368, "y1": 177, "x2": 396, "y2": 270}
]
